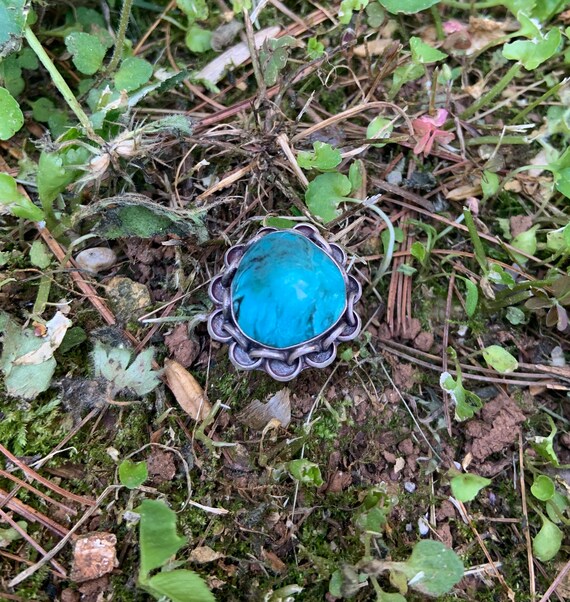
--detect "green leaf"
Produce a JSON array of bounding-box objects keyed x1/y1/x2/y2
[
  {"x1": 366, "y1": 2, "x2": 386, "y2": 27},
  {"x1": 0, "y1": 172, "x2": 43, "y2": 221},
  {"x1": 286, "y1": 459, "x2": 324, "y2": 487},
  {"x1": 367, "y1": 116, "x2": 394, "y2": 148},
  {"x1": 410, "y1": 36, "x2": 447, "y2": 64},
  {"x1": 231, "y1": 0, "x2": 252, "y2": 14},
  {"x1": 37, "y1": 151, "x2": 72, "y2": 206},
  {"x1": 389, "y1": 63, "x2": 423, "y2": 98},
  {"x1": 450, "y1": 473, "x2": 492, "y2": 502},
  {"x1": 30, "y1": 240, "x2": 51, "y2": 268},
  {"x1": 65, "y1": 32, "x2": 108, "y2": 75},
  {"x1": 114, "y1": 57, "x2": 153, "y2": 92},
  {"x1": 546, "y1": 223, "x2": 570, "y2": 253},
  {"x1": 440, "y1": 371, "x2": 482, "y2": 421},
  {"x1": 464, "y1": 278, "x2": 478, "y2": 317},
  {"x1": 396, "y1": 540, "x2": 464, "y2": 596},
  {"x1": 482, "y1": 345, "x2": 518, "y2": 374},
  {"x1": 297, "y1": 142, "x2": 341, "y2": 172},
  {"x1": 307, "y1": 37, "x2": 325, "y2": 60},
  {"x1": 177, "y1": 0, "x2": 208, "y2": 21},
  {"x1": 92, "y1": 341, "x2": 161, "y2": 397},
  {"x1": 511, "y1": 225, "x2": 538, "y2": 264},
  {"x1": 0, "y1": 314, "x2": 57, "y2": 399},
  {"x1": 148, "y1": 570, "x2": 215, "y2": 602},
  {"x1": 185, "y1": 24, "x2": 211, "y2": 53},
  {"x1": 410, "y1": 241, "x2": 427, "y2": 264},
  {"x1": 0, "y1": 0, "x2": 28, "y2": 58},
  {"x1": 502, "y1": 28, "x2": 561, "y2": 70},
  {"x1": 378, "y1": 0, "x2": 440, "y2": 14},
  {"x1": 119, "y1": 459, "x2": 148, "y2": 489},
  {"x1": 305, "y1": 172, "x2": 353, "y2": 222},
  {"x1": 481, "y1": 170, "x2": 500, "y2": 198},
  {"x1": 349, "y1": 160, "x2": 364, "y2": 193},
  {"x1": 530, "y1": 416, "x2": 560, "y2": 467},
  {"x1": 338, "y1": 0, "x2": 369, "y2": 24},
  {"x1": 533, "y1": 517, "x2": 563, "y2": 562},
  {"x1": 31, "y1": 97, "x2": 55, "y2": 122},
  {"x1": 137, "y1": 499, "x2": 186, "y2": 578},
  {"x1": 0, "y1": 86, "x2": 23, "y2": 140},
  {"x1": 531, "y1": 475, "x2": 555, "y2": 501},
  {"x1": 506, "y1": 306, "x2": 526, "y2": 325}
]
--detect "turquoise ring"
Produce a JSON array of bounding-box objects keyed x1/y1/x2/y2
[{"x1": 208, "y1": 224, "x2": 361, "y2": 381}]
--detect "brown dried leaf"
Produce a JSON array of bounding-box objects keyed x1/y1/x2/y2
[
  {"x1": 236, "y1": 389, "x2": 291, "y2": 430},
  {"x1": 445, "y1": 182, "x2": 482, "y2": 201},
  {"x1": 164, "y1": 359, "x2": 211, "y2": 420},
  {"x1": 189, "y1": 545, "x2": 225, "y2": 563}
]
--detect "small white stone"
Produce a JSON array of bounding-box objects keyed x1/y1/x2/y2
[{"x1": 75, "y1": 247, "x2": 117, "y2": 273}]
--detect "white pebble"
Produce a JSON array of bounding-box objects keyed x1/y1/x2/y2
[{"x1": 75, "y1": 247, "x2": 117, "y2": 273}]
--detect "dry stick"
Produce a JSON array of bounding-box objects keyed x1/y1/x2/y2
[
  {"x1": 133, "y1": 0, "x2": 176, "y2": 54},
  {"x1": 243, "y1": 9, "x2": 267, "y2": 102},
  {"x1": 380, "y1": 197, "x2": 565, "y2": 273},
  {"x1": 0, "y1": 488, "x2": 69, "y2": 538},
  {"x1": 0, "y1": 469, "x2": 77, "y2": 516},
  {"x1": 379, "y1": 337, "x2": 570, "y2": 383},
  {"x1": 0, "y1": 444, "x2": 94, "y2": 507},
  {"x1": 8, "y1": 486, "x2": 122, "y2": 588},
  {"x1": 538, "y1": 560, "x2": 570, "y2": 602},
  {"x1": 0, "y1": 507, "x2": 66, "y2": 577},
  {"x1": 519, "y1": 432, "x2": 536, "y2": 602},
  {"x1": 442, "y1": 273, "x2": 454, "y2": 436},
  {"x1": 457, "y1": 499, "x2": 516, "y2": 600}
]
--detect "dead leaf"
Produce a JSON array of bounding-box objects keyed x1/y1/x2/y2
[
  {"x1": 189, "y1": 545, "x2": 225, "y2": 564},
  {"x1": 354, "y1": 38, "x2": 392, "y2": 57},
  {"x1": 394, "y1": 457, "x2": 406, "y2": 474},
  {"x1": 445, "y1": 182, "x2": 482, "y2": 201},
  {"x1": 236, "y1": 389, "x2": 291, "y2": 430},
  {"x1": 70, "y1": 532, "x2": 118, "y2": 583},
  {"x1": 164, "y1": 359, "x2": 211, "y2": 420},
  {"x1": 196, "y1": 26, "x2": 281, "y2": 84},
  {"x1": 13, "y1": 311, "x2": 71, "y2": 365},
  {"x1": 261, "y1": 548, "x2": 287, "y2": 574}
]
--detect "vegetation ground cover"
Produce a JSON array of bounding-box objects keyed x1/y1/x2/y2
[{"x1": 0, "y1": 0, "x2": 569, "y2": 600}]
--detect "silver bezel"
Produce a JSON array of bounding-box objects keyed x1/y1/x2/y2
[{"x1": 207, "y1": 224, "x2": 361, "y2": 381}]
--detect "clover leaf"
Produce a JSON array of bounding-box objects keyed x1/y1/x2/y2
[{"x1": 305, "y1": 172, "x2": 353, "y2": 222}]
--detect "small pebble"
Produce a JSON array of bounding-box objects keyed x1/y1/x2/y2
[
  {"x1": 75, "y1": 247, "x2": 117, "y2": 273},
  {"x1": 404, "y1": 481, "x2": 416, "y2": 493}
]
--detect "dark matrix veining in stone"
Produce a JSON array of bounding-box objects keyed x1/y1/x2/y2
[{"x1": 231, "y1": 231, "x2": 346, "y2": 348}]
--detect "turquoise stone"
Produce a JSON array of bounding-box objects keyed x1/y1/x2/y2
[{"x1": 231, "y1": 231, "x2": 346, "y2": 348}]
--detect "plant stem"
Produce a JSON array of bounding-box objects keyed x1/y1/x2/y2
[
  {"x1": 463, "y1": 208, "x2": 488, "y2": 273},
  {"x1": 431, "y1": 6, "x2": 445, "y2": 41},
  {"x1": 466, "y1": 135, "x2": 529, "y2": 145},
  {"x1": 461, "y1": 63, "x2": 522, "y2": 120},
  {"x1": 442, "y1": 0, "x2": 502, "y2": 8},
  {"x1": 510, "y1": 78, "x2": 569, "y2": 124},
  {"x1": 24, "y1": 26, "x2": 101, "y2": 142},
  {"x1": 107, "y1": 0, "x2": 135, "y2": 73}
]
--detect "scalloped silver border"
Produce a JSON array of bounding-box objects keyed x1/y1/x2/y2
[{"x1": 207, "y1": 224, "x2": 361, "y2": 381}]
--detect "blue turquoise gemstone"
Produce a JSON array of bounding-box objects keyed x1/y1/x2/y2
[{"x1": 231, "y1": 231, "x2": 346, "y2": 349}]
